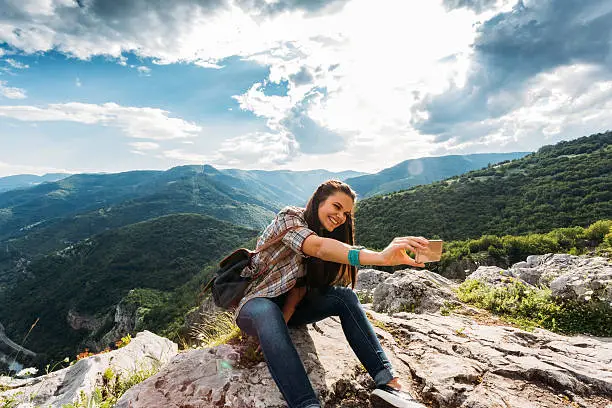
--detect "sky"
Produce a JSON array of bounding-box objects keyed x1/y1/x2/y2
[{"x1": 0, "y1": 0, "x2": 611, "y2": 177}]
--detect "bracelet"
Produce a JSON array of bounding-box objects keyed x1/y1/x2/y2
[{"x1": 348, "y1": 246, "x2": 364, "y2": 267}]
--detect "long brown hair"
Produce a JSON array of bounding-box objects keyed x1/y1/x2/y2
[{"x1": 303, "y1": 180, "x2": 357, "y2": 289}]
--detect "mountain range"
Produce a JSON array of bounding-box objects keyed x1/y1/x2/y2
[{"x1": 0, "y1": 173, "x2": 70, "y2": 193}]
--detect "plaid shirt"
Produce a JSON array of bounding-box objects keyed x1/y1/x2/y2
[{"x1": 235, "y1": 206, "x2": 316, "y2": 318}]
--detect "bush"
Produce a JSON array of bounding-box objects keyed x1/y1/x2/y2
[
  {"x1": 604, "y1": 232, "x2": 612, "y2": 247},
  {"x1": 456, "y1": 279, "x2": 612, "y2": 336},
  {"x1": 584, "y1": 220, "x2": 612, "y2": 242}
]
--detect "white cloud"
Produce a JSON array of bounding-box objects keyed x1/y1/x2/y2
[
  {"x1": 216, "y1": 131, "x2": 299, "y2": 167},
  {"x1": 0, "y1": 102, "x2": 202, "y2": 140},
  {"x1": 167, "y1": 131, "x2": 300, "y2": 168},
  {"x1": 129, "y1": 141, "x2": 160, "y2": 151},
  {"x1": 162, "y1": 149, "x2": 208, "y2": 163},
  {"x1": 0, "y1": 80, "x2": 27, "y2": 99},
  {"x1": 4, "y1": 58, "x2": 29, "y2": 69},
  {"x1": 137, "y1": 66, "x2": 151, "y2": 76}
]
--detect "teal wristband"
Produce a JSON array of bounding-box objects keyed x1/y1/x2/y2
[{"x1": 348, "y1": 247, "x2": 363, "y2": 267}]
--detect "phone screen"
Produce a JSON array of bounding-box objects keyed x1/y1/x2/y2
[{"x1": 415, "y1": 240, "x2": 443, "y2": 263}]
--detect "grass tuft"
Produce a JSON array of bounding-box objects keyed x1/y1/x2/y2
[{"x1": 191, "y1": 311, "x2": 241, "y2": 348}]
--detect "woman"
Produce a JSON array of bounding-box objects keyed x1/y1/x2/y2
[{"x1": 236, "y1": 180, "x2": 429, "y2": 408}]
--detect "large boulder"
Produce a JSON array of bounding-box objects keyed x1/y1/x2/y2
[
  {"x1": 464, "y1": 266, "x2": 530, "y2": 287},
  {"x1": 355, "y1": 268, "x2": 389, "y2": 292},
  {"x1": 372, "y1": 268, "x2": 458, "y2": 314},
  {"x1": 0, "y1": 331, "x2": 177, "y2": 407}
]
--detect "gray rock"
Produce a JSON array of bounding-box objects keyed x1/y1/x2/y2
[
  {"x1": 368, "y1": 308, "x2": 612, "y2": 408},
  {"x1": 511, "y1": 261, "x2": 529, "y2": 269},
  {"x1": 98, "y1": 298, "x2": 140, "y2": 348},
  {"x1": 116, "y1": 309, "x2": 612, "y2": 408},
  {"x1": 471, "y1": 254, "x2": 612, "y2": 304},
  {"x1": 372, "y1": 268, "x2": 458, "y2": 314},
  {"x1": 513, "y1": 267, "x2": 543, "y2": 286},
  {"x1": 355, "y1": 268, "x2": 389, "y2": 291},
  {"x1": 116, "y1": 317, "x2": 415, "y2": 408},
  {"x1": 465, "y1": 266, "x2": 528, "y2": 287},
  {"x1": 509, "y1": 254, "x2": 612, "y2": 303},
  {"x1": 0, "y1": 331, "x2": 177, "y2": 407}
]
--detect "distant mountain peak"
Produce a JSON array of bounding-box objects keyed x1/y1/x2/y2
[{"x1": 202, "y1": 164, "x2": 220, "y2": 174}]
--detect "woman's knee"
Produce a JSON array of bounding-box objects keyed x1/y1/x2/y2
[
  {"x1": 241, "y1": 297, "x2": 282, "y2": 320},
  {"x1": 237, "y1": 298, "x2": 283, "y2": 332}
]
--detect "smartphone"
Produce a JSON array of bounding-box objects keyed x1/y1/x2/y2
[{"x1": 415, "y1": 240, "x2": 443, "y2": 263}]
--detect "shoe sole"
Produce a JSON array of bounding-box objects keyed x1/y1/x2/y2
[{"x1": 370, "y1": 389, "x2": 425, "y2": 408}]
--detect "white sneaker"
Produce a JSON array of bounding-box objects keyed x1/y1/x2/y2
[{"x1": 370, "y1": 385, "x2": 426, "y2": 408}]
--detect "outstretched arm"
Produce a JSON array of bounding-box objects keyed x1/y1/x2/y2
[{"x1": 301, "y1": 235, "x2": 429, "y2": 267}]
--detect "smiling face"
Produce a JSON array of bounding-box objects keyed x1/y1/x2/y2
[{"x1": 317, "y1": 191, "x2": 355, "y2": 232}]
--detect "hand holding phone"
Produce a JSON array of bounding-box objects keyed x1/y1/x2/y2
[{"x1": 415, "y1": 240, "x2": 443, "y2": 263}]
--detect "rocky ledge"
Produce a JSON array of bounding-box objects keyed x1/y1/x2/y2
[
  {"x1": 2, "y1": 254, "x2": 611, "y2": 408},
  {"x1": 113, "y1": 307, "x2": 611, "y2": 408}
]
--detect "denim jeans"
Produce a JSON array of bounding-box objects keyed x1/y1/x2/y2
[{"x1": 236, "y1": 286, "x2": 396, "y2": 408}]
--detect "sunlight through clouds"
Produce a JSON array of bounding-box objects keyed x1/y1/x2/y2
[{"x1": 0, "y1": 0, "x2": 611, "y2": 174}]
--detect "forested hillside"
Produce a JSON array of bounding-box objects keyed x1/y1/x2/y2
[
  {"x1": 0, "y1": 167, "x2": 276, "y2": 293},
  {"x1": 355, "y1": 132, "x2": 612, "y2": 248},
  {"x1": 346, "y1": 152, "x2": 530, "y2": 198},
  {"x1": 0, "y1": 214, "x2": 258, "y2": 365}
]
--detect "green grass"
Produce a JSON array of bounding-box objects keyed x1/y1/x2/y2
[
  {"x1": 191, "y1": 311, "x2": 241, "y2": 348},
  {"x1": 60, "y1": 364, "x2": 159, "y2": 408},
  {"x1": 456, "y1": 279, "x2": 612, "y2": 336}
]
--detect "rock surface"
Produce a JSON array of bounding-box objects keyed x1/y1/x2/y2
[
  {"x1": 116, "y1": 317, "x2": 411, "y2": 408},
  {"x1": 371, "y1": 268, "x2": 459, "y2": 314},
  {"x1": 467, "y1": 254, "x2": 612, "y2": 303},
  {"x1": 116, "y1": 310, "x2": 612, "y2": 408},
  {"x1": 372, "y1": 309, "x2": 612, "y2": 408},
  {"x1": 0, "y1": 331, "x2": 177, "y2": 408},
  {"x1": 98, "y1": 295, "x2": 142, "y2": 348}
]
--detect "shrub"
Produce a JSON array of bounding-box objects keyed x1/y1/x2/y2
[
  {"x1": 583, "y1": 220, "x2": 612, "y2": 242},
  {"x1": 456, "y1": 279, "x2": 612, "y2": 336}
]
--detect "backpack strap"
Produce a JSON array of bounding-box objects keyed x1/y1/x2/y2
[
  {"x1": 252, "y1": 225, "x2": 299, "y2": 255},
  {"x1": 200, "y1": 226, "x2": 302, "y2": 299}
]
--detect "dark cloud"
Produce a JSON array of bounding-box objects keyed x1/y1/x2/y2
[
  {"x1": 0, "y1": 0, "x2": 351, "y2": 59},
  {"x1": 84, "y1": 0, "x2": 225, "y2": 19},
  {"x1": 442, "y1": 0, "x2": 497, "y2": 13},
  {"x1": 414, "y1": 0, "x2": 612, "y2": 137},
  {"x1": 82, "y1": 0, "x2": 349, "y2": 19},
  {"x1": 289, "y1": 66, "x2": 314, "y2": 86},
  {"x1": 280, "y1": 88, "x2": 346, "y2": 154},
  {"x1": 235, "y1": 0, "x2": 351, "y2": 16}
]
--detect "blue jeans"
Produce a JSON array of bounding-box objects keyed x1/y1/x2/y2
[{"x1": 236, "y1": 286, "x2": 395, "y2": 408}]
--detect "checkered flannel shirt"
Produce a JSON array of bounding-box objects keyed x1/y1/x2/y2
[{"x1": 235, "y1": 206, "x2": 317, "y2": 319}]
